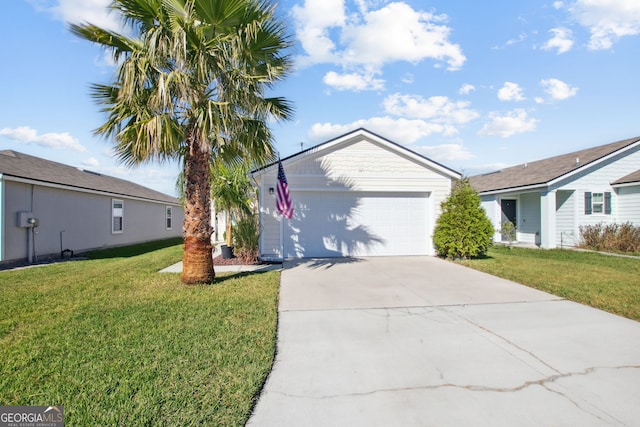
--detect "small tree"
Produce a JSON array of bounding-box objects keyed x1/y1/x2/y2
[
  {"x1": 500, "y1": 220, "x2": 517, "y2": 247},
  {"x1": 233, "y1": 214, "x2": 260, "y2": 263},
  {"x1": 211, "y1": 160, "x2": 254, "y2": 247},
  {"x1": 433, "y1": 178, "x2": 494, "y2": 259}
]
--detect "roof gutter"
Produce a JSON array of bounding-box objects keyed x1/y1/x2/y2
[
  {"x1": 478, "y1": 182, "x2": 548, "y2": 196},
  {"x1": 611, "y1": 181, "x2": 640, "y2": 189}
]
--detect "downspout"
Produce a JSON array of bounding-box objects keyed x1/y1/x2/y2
[{"x1": 28, "y1": 184, "x2": 35, "y2": 263}]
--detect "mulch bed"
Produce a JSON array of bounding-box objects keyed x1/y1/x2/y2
[{"x1": 212, "y1": 254, "x2": 260, "y2": 266}]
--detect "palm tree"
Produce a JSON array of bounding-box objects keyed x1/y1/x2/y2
[{"x1": 71, "y1": 0, "x2": 293, "y2": 283}]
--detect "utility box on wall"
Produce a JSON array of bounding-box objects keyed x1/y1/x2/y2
[
  {"x1": 18, "y1": 212, "x2": 33, "y2": 228},
  {"x1": 17, "y1": 211, "x2": 35, "y2": 228}
]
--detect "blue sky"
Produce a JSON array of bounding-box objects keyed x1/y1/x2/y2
[{"x1": 2, "y1": 0, "x2": 639, "y2": 197}]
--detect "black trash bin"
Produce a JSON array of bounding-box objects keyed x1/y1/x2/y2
[{"x1": 221, "y1": 245, "x2": 235, "y2": 259}]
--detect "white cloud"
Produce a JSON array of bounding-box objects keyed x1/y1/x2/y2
[
  {"x1": 308, "y1": 116, "x2": 459, "y2": 145},
  {"x1": 0, "y1": 126, "x2": 86, "y2": 152},
  {"x1": 383, "y1": 93, "x2": 479, "y2": 125},
  {"x1": 83, "y1": 157, "x2": 100, "y2": 167},
  {"x1": 478, "y1": 109, "x2": 538, "y2": 138},
  {"x1": 540, "y1": 78, "x2": 578, "y2": 100},
  {"x1": 459, "y1": 84, "x2": 476, "y2": 95},
  {"x1": 401, "y1": 73, "x2": 415, "y2": 84},
  {"x1": 542, "y1": 27, "x2": 574, "y2": 54},
  {"x1": 570, "y1": 0, "x2": 640, "y2": 50},
  {"x1": 292, "y1": 0, "x2": 345, "y2": 66},
  {"x1": 28, "y1": 0, "x2": 121, "y2": 32},
  {"x1": 553, "y1": 1, "x2": 565, "y2": 10},
  {"x1": 323, "y1": 70, "x2": 385, "y2": 91},
  {"x1": 415, "y1": 144, "x2": 474, "y2": 161},
  {"x1": 306, "y1": 94, "x2": 480, "y2": 146},
  {"x1": 292, "y1": 1, "x2": 466, "y2": 87},
  {"x1": 96, "y1": 164, "x2": 180, "y2": 196},
  {"x1": 340, "y1": 3, "x2": 465, "y2": 70},
  {"x1": 497, "y1": 82, "x2": 526, "y2": 102},
  {"x1": 492, "y1": 33, "x2": 527, "y2": 50}
]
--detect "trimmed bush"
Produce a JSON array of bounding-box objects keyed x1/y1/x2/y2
[
  {"x1": 580, "y1": 222, "x2": 640, "y2": 254},
  {"x1": 433, "y1": 178, "x2": 495, "y2": 259}
]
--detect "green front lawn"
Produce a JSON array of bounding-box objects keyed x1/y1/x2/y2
[
  {"x1": 0, "y1": 240, "x2": 279, "y2": 425},
  {"x1": 458, "y1": 246, "x2": 640, "y2": 321}
]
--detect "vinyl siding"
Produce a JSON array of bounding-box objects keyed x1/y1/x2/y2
[
  {"x1": 617, "y1": 185, "x2": 640, "y2": 224},
  {"x1": 255, "y1": 137, "x2": 454, "y2": 259},
  {"x1": 518, "y1": 192, "x2": 541, "y2": 244},
  {"x1": 480, "y1": 196, "x2": 501, "y2": 242},
  {"x1": 554, "y1": 146, "x2": 640, "y2": 227},
  {"x1": 555, "y1": 190, "x2": 578, "y2": 247},
  {"x1": 2, "y1": 180, "x2": 183, "y2": 263}
]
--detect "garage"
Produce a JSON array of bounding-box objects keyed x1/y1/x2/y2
[
  {"x1": 251, "y1": 128, "x2": 461, "y2": 260},
  {"x1": 284, "y1": 191, "x2": 430, "y2": 257}
]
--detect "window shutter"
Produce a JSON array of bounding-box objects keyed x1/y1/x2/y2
[
  {"x1": 584, "y1": 192, "x2": 592, "y2": 215},
  {"x1": 604, "y1": 192, "x2": 612, "y2": 214}
]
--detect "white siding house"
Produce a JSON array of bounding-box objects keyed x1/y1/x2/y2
[
  {"x1": 0, "y1": 150, "x2": 184, "y2": 265},
  {"x1": 469, "y1": 136, "x2": 640, "y2": 249},
  {"x1": 250, "y1": 129, "x2": 461, "y2": 260}
]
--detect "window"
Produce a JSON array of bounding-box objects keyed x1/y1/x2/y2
[
  {"x1": 166, "y1": 206, "x2": 172, "y2": 230},
  {"x1": 112, "y1": 199, "x2": 124, "y2": 233},
  {"x1": 584, "y1": 192, "x2": 611, "y2": 215}
]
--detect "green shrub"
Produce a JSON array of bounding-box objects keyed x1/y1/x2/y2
[
  {"x1": 233, "y1": 215, "x2": 260, "y2": 263},
  {"x1": 433, "y1": 178, "x2": 494, "y2": 259},
  {"x1": 580, "y1": 222, "x2": 640, "y2": 254},
  {"x1": 500, "y1": 220, "x2": 517, "y2": 246}
]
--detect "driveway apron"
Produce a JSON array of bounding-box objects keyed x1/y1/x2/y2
[{"x1": 248, "y1": 256, "x2": 640, "y2": 426}]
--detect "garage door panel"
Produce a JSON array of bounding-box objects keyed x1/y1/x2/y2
[{"x1": 285, "y1": 192, "x2": 429, "y2": 258}]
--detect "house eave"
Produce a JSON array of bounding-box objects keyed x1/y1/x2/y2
[
  {"x1": 611, "y1": 181, "x2": 640, "y2": 188},
  {"x1": 478, "y1": 183, "x2": 548, "y2": 196},
  {"x1": 2, "y1": 175, "x2": 182, "y2": 206}
]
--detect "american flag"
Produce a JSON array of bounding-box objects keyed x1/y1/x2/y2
[{"x1": 276, "y1": 160, "x2": 294, "y2": 219}]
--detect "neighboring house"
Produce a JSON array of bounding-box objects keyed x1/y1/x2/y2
[
  {"x1": 0, "y1": 150, "x2": 184, "y2": 265},
  {"x1": 469, "y1": 136, "x2": 640, "y2": 249},
  {"x1": 251, "y1": 128, "x2": 461, "y2": 260}
]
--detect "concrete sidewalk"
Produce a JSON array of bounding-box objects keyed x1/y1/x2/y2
[
  {"x1": 248, "y1": 256, "x2": 640, "y2": 426},
  {"x1": 159, "y1": 261, "x2": 281, "y2": 273}
]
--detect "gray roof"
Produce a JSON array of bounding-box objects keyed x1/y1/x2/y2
[
  {"x1": 0, "y1": 150, "x2": 180, "y2": 204},
  {"x1": 612, "y1": 169, "x2": 640, "y2": 186},
  {"x1": 469, "y1": 136, "x2": 640, "y2": 193}
]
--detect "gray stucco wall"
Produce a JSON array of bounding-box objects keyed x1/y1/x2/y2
[{"x1": 3, "y1": 180, "x2": 183, "y2": 263}]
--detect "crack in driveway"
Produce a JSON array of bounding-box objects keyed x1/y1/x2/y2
[{"x1": 266, "y1": 365, "x2": 640, "y2": 399}]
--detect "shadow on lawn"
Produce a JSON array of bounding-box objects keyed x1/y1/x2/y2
[{"x1": 86, "y1": 237, "x2": 183, "y2": 259}]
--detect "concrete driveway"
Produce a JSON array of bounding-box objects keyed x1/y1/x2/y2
[{"x1": 248, "y1": 256, "x2": 640, "y2": 426}]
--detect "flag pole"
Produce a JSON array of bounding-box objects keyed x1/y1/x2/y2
[{"x1": 279, "y1": 154, "x2": 284, "y2": 261}]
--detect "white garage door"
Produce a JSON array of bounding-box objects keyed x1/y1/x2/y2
[{"x1": 284, "y1": 191, "x2": 430, "y2": 258}]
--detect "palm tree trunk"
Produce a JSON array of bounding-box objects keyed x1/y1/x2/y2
[
  {"x1": 226, "y1": 211, "x2": 233, "y2": 246},
  {"x1": 181, "y1": 140, "x2": 215, "y2": 284}
]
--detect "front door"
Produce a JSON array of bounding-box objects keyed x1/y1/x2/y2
[{"x1": 500, "y1": 199, "x2": 517, "y2": 242}]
